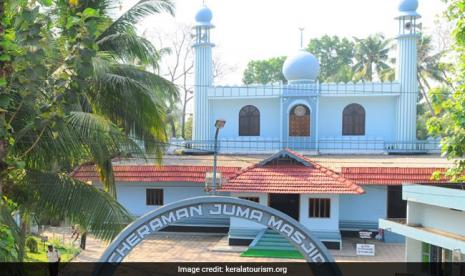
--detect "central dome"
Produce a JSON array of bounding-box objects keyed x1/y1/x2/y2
[{"x1": 282, "y1": 49, "x2": 320, "y2": 83}]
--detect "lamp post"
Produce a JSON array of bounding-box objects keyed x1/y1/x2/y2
[{"x1": 212, "y1": 119, "x2": 226, "y2": 194}]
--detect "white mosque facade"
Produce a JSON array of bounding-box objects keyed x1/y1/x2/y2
[{"x1": 190, "y1": 1, "x2": 439, "y2": 154}]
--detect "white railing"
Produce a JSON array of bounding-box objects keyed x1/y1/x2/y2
[
  {"x1": 205, "y1": 81, "x2": 401, "y2": 98},
  {"x1": 320, "y1": 81, "x2": 401, "y2": 96},
  {"x1": 168, "y1": 137, "x2": 440, "y2": 154}
]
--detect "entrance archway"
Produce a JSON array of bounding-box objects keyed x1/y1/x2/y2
[{"x1": 95, "y1": 196, "x2": 341, "y2": 275}]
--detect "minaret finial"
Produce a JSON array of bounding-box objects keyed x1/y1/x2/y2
[{"x1": 298, "y1": 27, "x2": 305, "y2": 49}]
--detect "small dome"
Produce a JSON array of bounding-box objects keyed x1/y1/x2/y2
[
  {"x1": 398, "y1": 0, "x2": 418, "y2": 12},
  {"x1": 282, "y1": 50, "x2": 320, "y2": 83},
  {"x1": 397, "y1": 0, "x2": 420, "y2": 17},
  {"x1": 195, "y1": 5, "x2": 213, "y2": 26}
]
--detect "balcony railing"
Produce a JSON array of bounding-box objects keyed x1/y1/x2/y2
[
  {"x1": 206, "y1": 81, "x2": 401, "y2": 98},
  {"x1": 167, "y1": 137, "x2": 441, "y2": 154}
]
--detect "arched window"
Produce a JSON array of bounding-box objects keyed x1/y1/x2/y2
[
  {"x1": 342, "y1": 103, "x2": 365, "y2": 136},
  {"x1": 239, "y1": 105, "x2": 260, "y2": 136},
  {"x1": 289, "y1": 105, "x2": 310, "y2": 137}
]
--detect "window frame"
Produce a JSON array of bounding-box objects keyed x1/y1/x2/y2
[
  {"x1": 239, "y1": 105, "x2": 260, "y2": 136},
  {"x1": 342, "y1": 103, "x2": 366, "y2": 136},
  {"x1": 146, "y1": 188, "x2": 164, "y2": 206},
  {"x1": 309, "y1": 198, "x2": 331, "y2": 218}
]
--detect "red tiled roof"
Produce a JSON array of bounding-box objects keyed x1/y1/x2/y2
[
  {"x1": 341, "y1": 167, "x2": 449, "y2": 185},
  {"x1": 72, "y1": 165, "x2": 241, "y2": 183},
  {"x1": 219, "y1": 149, "x2": 364, "y2": 194}
]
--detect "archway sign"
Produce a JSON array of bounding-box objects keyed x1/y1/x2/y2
[{"x1": 94, "y1": 196, "x2": 341, "y2": 276}]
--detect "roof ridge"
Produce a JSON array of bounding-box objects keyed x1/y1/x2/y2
[
  {"x1": 341, "y1": 167, "x2": 448, "y2": 172},
  {"x1": 228, "y1": 163, "x2": 261, "y2": 180},
  {"x1": 283, "y1": 148, "x2": 364, "y2": 194}
]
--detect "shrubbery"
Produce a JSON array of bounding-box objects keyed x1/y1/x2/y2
[{"x1": 25, "y1": 236, "x2": 38, "y2": 253}]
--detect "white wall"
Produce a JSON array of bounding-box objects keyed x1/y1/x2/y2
[
  {"x1": 230, "y1": 193, "x2": 341, "y2": 233},
  {"x1": 405, "y1": 238, "x2": 422, "y2": 262},
  {"x1": 209, "y1": 98, "x2": 281, "y2": 139},
  {"x1": 300, "y1": 194, "x2": 339, "y2": 232},
  {"x1": 112, "y1": 182, "x2": 207, "y2": 216},
  {"x1": 339, "y1": 186, "x2": 387, "y2": 222},
  {"x1": 318, "y1": 96, "x2": 397, "y2": 141},
  {"x1": 230, "y1": 192, "x2": 268, "y2": 231},
  {"x1": 408, "y1": 201, "x2": 465, "y2": 237}
]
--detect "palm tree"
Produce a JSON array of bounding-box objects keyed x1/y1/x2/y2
[
  {"x1": 417, "y1": 35, "x2": 452, "y2": 114},
  {"x1": 353, "y1": 34, "x2": 392, "y2": 82},
  {"x1": 382, "y1": 36, "x2": 452, "y2": 114},
  {"x1": 0, "y1": 0, "x2": 177, "y2": 261}
]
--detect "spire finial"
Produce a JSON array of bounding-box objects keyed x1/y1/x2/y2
[{"x1": 298, "y1": 27, "x2": 305, "y2": 49}]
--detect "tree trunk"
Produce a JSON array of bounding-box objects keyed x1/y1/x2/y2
[
  {"x1": 419, "y1": 77, "x2": 435, "y2": 115},
  {"x1": 0, "y1": 0, "x2": 11, "y2": 198},
  {"x1": 169, "y1": 118, "x2": 176, "y2": 138},
  {"x1": 0, "y1": 138, "x2": 7, "y2": 196},
  {"x1": 80, "y1": 232, "x2": 87, "y2": 250},
  {"x1": 19, "y1": 212, "x2": 29, "y2": 261},
  {"x1": 181, "y1": 102, "x2": 187, "y2": 139}
]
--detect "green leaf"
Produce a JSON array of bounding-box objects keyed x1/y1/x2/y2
[
  {"x1": 14, "y1": 171, "x2": 133, "y2": 241},
  {"x1": 65, "y1": 16, "x2": 80, "y2": 30},
  {"x1": 15, "y1": 161, "x2": 26, "y2": 169},
  {"x1": 82, "y1": 8, "x2": 99, "y2": 19},
  {"x1": 38, "y1": 0, "x2": 52, "y2": 6},
  {"x1": 0, "y1": 94, "x2": 11, "y2": 109},
  {"x1": 0, "y1": 54, "x2": 11, "y2": 62}
]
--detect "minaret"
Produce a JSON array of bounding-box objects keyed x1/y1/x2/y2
[
  {"x1": 192, "y1": 5, "x2": 214, "y2": 144},
  {"x1": 395, "y1": 0, "x2": 420, "y2": 149}
]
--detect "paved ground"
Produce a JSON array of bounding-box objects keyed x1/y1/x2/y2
[{"x1": 72, "y1": 232, "x2": 405, "y2": 263}]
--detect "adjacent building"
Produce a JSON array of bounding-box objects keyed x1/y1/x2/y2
[{"x1": 380, "y1": 185, "x2": 465, "y2": 274}]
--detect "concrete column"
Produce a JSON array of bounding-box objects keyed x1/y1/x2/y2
[
  {"x1": 405, "y1": 238, "x2": 422, "y2": 262},
  {"x1": 193, "y1": 27, "x2": 214, "y2": 146},
  {"x1": 395, "y1": 16, "x2": 420, "y2": 150}
]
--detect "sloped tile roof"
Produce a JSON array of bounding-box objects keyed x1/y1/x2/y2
[
  {"x1": 72, "y1": 165, "x2": 240, "y2": 183},
  {"x1": 219, "y1": 149, "x2": 364, "y2": 194},
  {"x1": 341, "y1": 167, "x2": 449, "y2": 185}
]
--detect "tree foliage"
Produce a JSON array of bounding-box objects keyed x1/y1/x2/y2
[
  {"x1": 0, "y1": 0, "x2": 177, "y2": 260},
  {"x1": 352, "y1": 34, "x2": 391, "y2": 82},
  {"x1": 243, "y1": 57, "x2": 286, "y2": 85},
  {"x1": 307, "y1": 35, "x2": 355, "y2": 82},
  {"x1": 427, "y1": 0, "x2": 465, "y2": 182}
]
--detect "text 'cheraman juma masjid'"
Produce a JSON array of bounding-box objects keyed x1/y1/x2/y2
[
  {"x1": 75, "y1": 0, "x2": 460, "y2": 254},
  {"x1": 191, "y1": 0, "x2": 437, "y2": 154}
]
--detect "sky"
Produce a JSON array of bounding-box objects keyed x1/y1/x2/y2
[{"x1": 122, "y1": 0, "x2": 448, "y2": 84}]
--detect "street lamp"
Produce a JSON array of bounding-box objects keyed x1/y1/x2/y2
[{"x1": 212, "y1": 119, "x2": 226, "y2": 194}]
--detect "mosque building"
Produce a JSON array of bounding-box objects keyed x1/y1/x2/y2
[
  {"x1": 75, "y1": 0, "x2": 454, "y2": 253},
  {"x1": 191, "y1": 0, "x2": 438, "y2": 154}
]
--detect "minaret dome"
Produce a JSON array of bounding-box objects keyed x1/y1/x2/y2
[
  {"x1": 398, "y1": 0, "x2": 420, "y2": 18},
  {"x1": 195, "y1": 5, "x2": 213, "y2": 26}
]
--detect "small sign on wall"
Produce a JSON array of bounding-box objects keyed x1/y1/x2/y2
[
  {"x1": 359, "y1": 231, "x2": 373, "y2": 239},
  {"x1": 356, "y1": 244, "x2": 376, "y2": 256}
]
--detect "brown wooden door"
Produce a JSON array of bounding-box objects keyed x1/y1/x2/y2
[{"x1": 289, "y1": 105, "x2": 310, "y2": 137}]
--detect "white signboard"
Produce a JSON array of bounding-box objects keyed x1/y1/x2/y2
[
  {"x1": 359, "y1": 231, "x2": 373, "y2": 239},
  {"x1": 356, "y1": 244, "x2": 375, "y2": 256}
]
